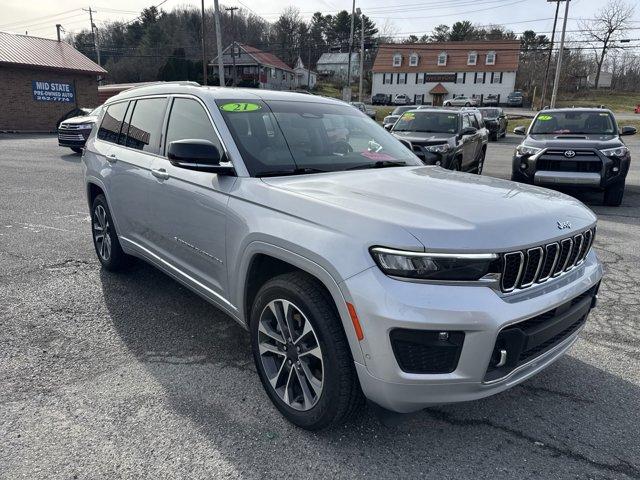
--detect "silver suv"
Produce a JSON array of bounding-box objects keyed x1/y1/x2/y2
[{"x1": 83, "y1": 84, "x2": 603, "y2": 430}]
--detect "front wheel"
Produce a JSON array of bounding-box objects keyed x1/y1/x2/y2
[
  {"x1": 250, "y1": 272, "x2": 363, "y2": 430},
  {"x1": 443, "y1": 102, "x2": 450, "y2": 107},
  {"x1": 477, "y1": 149, "x2": 486, "y2": 174},
  {"x1": 465, "y1": 102, "x2": 471, "y2": 107},
  {"x1": 70, "y1": 147, "x2": 83, "y2": 153},
  {"x1": 603, "y1": 181, "x2": 625, "y2": 206}
]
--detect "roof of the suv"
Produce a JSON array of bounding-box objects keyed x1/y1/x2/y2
[
  {"x1": 105, "y1": 82, "x2": 346, "y2": 106},
  {"x1": 537, "y1": 107, "x2": 614, "y2": 115}
]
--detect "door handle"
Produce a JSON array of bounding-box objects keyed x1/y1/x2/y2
[
  {"x1": 151, "y1": 168, "x2": 170, "y2": 180},
  {"x1": 106, "y1": 153, "x2": 118, "y2": 163}
]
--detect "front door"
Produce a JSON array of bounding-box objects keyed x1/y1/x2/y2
[
  {"x1": 147, "y1": 96, "x2": 234, "y2": 305},
  {"x1": 432, "y1": 93, "x2": 444, "y2": 107}
]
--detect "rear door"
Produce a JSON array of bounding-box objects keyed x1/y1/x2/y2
[
  {"x1": 147, "y1": 96, "x2": 235, "y2": 303},
  {"x1": 106, "y1": 96, "x2": 168, "y2": 249}
]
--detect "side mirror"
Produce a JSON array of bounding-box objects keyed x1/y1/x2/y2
[
  {"x1": 460, "y1": 126, "x2": 477, "y2": 136},
  {"x1": 384, "y1": 123, "x2": 393, "y2": 131},
  {"x1": 167, "y1": 139, "x2": 234, "y2": 175},
  {"x1": 513, "y1": 126, "x2": 526, "y2": 135},
  {"x1": 620, "y1": 126, "x2": 637, "y2": 136}
]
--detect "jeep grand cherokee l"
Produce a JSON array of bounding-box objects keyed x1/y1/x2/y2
[
  {"x1": 391, "y1": 108, "x2": 488, "y2": 173},
  {"x1": 83, "y1": 84, "x2": 603, "y2": 430},
  {"x1": 512, "y1": 108, "x2": 636, "y2": 206}
]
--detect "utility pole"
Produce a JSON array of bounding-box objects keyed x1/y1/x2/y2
[
  {"x1": 346, "y1": 0, "x2": 356, "y2": 95},
  {"x1": 357, "y1": 8, "x2": 365, "y2": 102},
  {"x1": 56, "y1": 24, "x2": 63, "y2": 42},
  {"x1": 226, "y1": 7, "x2": 239, "y2": 86},
  {"x1": 200, "y1": 0, "x2": 207, "y2": 85},
  {"x1": 307, "y1": 43, "x2": 312, "y2": 90},
  {"x1": 550, "y1": 0, "x2": 570, "y2": 109},
  {"x1": 83, "y1": 7, "x2": 101, "y2": 67},
  {"x1": 214, "y1": 0, "x2": 225, "y2": 86},
  {"x1": 539, "y1": 0, "x2": 560, "y2": 109}
]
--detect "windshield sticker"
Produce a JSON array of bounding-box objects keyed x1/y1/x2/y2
[
  {"x1": 401, "y1": 112, "x2": 415, "y2": 121},
  {"x1": 220, "y1": 102, "x2": 262, "y2": 112},
  {"x1": 361, "y1": 151, "x2": 396, "y2": 161},
  {"x1": 538, "y1": 115, "x2": 553, "y2": 121},
  {"x1": 599, "y1": 113, "x2": 609, "y2": 116}
]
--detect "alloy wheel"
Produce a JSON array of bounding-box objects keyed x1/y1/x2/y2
[
  {"x1": 93, "y1": 204, "x2": 112, "y2": 262},
  {"x1": 257, "y1": 299, "x2": 324, "y2": 411}
]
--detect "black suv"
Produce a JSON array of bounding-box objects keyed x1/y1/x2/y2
[
  {"x1": 512, "y1": 108, "x2": 636, "y2": 206},
  {"x1": 478, "y1": 107, "x2": 508, "y2": 141},
  {"x1": 391, "y1": 108, "x2": 488, "y2": 173}
]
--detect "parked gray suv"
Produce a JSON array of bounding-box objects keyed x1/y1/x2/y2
[{"x1": 83, "y1": 84, "x2": 603, "y2": 430}]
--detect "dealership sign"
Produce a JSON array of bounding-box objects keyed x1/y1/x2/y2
[
  {"x1": 32, "y1": 81, "x2": 75, "y2": 103},
  {"x1": 424, "y1": 74, "x2": 457, "y2": 83}
]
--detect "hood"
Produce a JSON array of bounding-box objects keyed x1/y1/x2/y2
[
  {"x1": 262, "y1": 167, "x2": 596, "y2": 252},
  {"x1": 61, "y1": 115, "x2": 98, "y2": 125},
  {"x1": 392, "y1": 131, "x2": 454, "y2": 144},
  {"x1": 525, "y1": 133, "x2": 622, "y2": 149}
]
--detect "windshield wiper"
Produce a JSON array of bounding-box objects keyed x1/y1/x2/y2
[
  {"x1": 256, "y1": 167, "x2": 328, "y2": 177},
  {"x1": 345, "y1": 160, "x2": 407, "y2": 171}
]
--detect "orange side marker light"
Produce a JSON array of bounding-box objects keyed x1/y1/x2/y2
[{"x1": 346, "y1": 302, "x2": 364, "y2": 341}]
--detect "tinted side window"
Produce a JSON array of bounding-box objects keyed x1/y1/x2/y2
[
  {"x1": 165, "y1": 98, "x2": 223, "y2": 154},
  {"x1": 462, "y1": 114, "x2": 472, "y2": 129},
  {"x1": 470, "y1": 113, "x2": 480, "y2": 129},
  {"x1": 124, "y1": 98, "x2": 167, "y2": 153},
  {"x1": 98, "y1": 102, "x2": 129, "y2": 144}
]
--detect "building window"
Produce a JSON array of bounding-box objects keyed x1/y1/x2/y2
[
  {"x1": 409, "y1": 53, "x2": 419, "y2": 66},
  {"x1": 271, "y1": 68, "x2": 276, "y2": 78},
  {"x1": 468, "y1": 51, "x2": 477, "y2": 66},
  {"x1": 414, "y1": 94, "x2": 424, "y2": 104},
  {"x1": 437, "y1": 52, "x2": 447, "y2": 66},
  {"x1": 416, "y1": 73, "x2": 425, "y2": 84},
  {"x1": 486, "y1": 51, "x2": 496, "y2": 65},
  {"x1": 393, "y1": 54, "x2": 402, "y2": 67},
  {"x1": 492, "y1": 72, "x2": 503, "y2": 83},
  {"x1": 397, "y1": 73, "x2": 407, "y2": 84},
  {"x1": 383, "y1": 73, "x2": 393, "y2": 84},
  {"x1": 474, "y1": 72, "x2": 485, "y2": 84}
]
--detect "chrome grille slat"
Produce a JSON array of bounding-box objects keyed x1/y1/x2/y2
[{"x1": 499, "y1": 228, "x2": 595, "y2": 293}]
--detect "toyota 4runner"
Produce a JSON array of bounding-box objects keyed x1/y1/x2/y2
[{"x1": 83, "y1": 84, "x2": 603, "y2": 430}]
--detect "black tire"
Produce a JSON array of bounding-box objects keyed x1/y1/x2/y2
[
  {"x1": 91, "y1": 194, "x2": 132, "y2": 271},
  {"x1": 250, "y1": 272, "x2": 363, "y2": 430},
  {"x1": 70, "y1": 147, "x2": 83, "y2": 153},
  {"x1": 477, "y1": 149, "x2": 486, "y2": 175},
  {"x1": 465, "y1": 102, "x2": 471, "y2": 107},
  {"x1": 603, "y1": 181, "x2": 625, "y2": 206},
  {"x1": 443, "y1": 102, "x2": 450, "y2": 107},
  {"x1": 490, "y1": 132, "x2": 498, "y2": 141},
  {"x1": 450, "y1": 156, "x2": 462, "y2": 171}
]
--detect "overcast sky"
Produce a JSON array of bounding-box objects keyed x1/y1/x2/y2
[{"x1": 2, "y1": 0, "x2": 639, "y2": 43}]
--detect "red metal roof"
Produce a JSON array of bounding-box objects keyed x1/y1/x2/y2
[
  {"x1": 239, "y1": 44, "x2": 293, "y2": 72},
  {"x1": 429, "y1": 83, "x2": 448, "y2": 94},
  {"x1": 0, "y1": 31, "x2": 106, "y2": 74}
]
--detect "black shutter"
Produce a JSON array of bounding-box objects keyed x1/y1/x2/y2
[
  {"x1": 483, "y1": 72, "x2": 487, "y2": 84},
  {"x1": 500, "y1": 72, "x2": 503, "y2": 83},
  {"x1": 474, "y1": 72, "x2": 478, "y2": 83},
  {"x1": 463, "y1": 72, "x2": 466, "y2": 84},
  {"x1": 491, "y1": 72, "x2": 494, "y2": 83}
]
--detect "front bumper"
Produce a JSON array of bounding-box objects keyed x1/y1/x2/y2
[{"x1": 341, "y1": 250, "x2": 603, "y2": 413}]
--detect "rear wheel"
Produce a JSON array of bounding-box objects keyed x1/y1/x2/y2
[
  {"x1": 490, "y1": 132, "x2": 498, "y2": 141},
  {"x1": 91, "y1": 194, "x2": 132, "y2": 271},
  {"x1": 250, "y1": 272, "x2": 363, "y2": 430},
  {"x1": 603, "y1": 181, "x2": 625, "y2": 206},
  {"x1": 465, "y1": 102, "x2": 471, "y2": 107},
  {"x1": 70, "y1": 147, "x2": 82, "y2": 153}
]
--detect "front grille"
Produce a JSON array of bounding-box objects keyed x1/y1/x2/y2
[
  {"x1": 500, "y1": 227, "x2": 595, "y2": 292},
  {"x1": 58, "y1": 133, "x2": 85, "y2": 141},
  {"x1": 536, "y1": 149, "x2": 602, "y2": 173},
  {"x1": 390, "y1": 329, "x2": 465, "y2": 374},
  {"x1": 485, "y1": 284, "x2": 599, "y2": 382}
]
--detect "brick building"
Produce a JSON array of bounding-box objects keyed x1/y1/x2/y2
[
  {"x1": 371, "y1": 41, "x2": 519, "y2": 106},
  {"x1": 0, "y1": 31, "x2": 106, "y2": 132}
]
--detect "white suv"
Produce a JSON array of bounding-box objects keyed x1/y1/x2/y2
[{"x1": 83, "y1": 83, "x2": 603, "y2": 430}]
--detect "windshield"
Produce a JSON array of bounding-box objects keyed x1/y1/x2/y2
[
  {"x1": 391, "y1": 106, "x2": 414, "y2": 115},
  {"x1": 89, "y1": 106, "x2": 103, "y2": 116},
  {"x1": 530, "y1": 111, "x2": 616, "y2": 135},
  {"x1": 216, "y1": 99, "x2": 420, "y2": 176},
  {"x1": 392, "y1": 111, "x2": 459, "y2": 134},
  {"x1": 480, "y1": 109, "x2": 500, "y2": 118}
]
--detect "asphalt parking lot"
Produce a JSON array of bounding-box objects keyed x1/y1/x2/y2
[{"x1": 1, "y1": 134, "x2": 639, "y2": 479}]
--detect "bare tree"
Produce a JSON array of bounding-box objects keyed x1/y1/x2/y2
[{"x1": 580, "y1": 0, "x2": 635, "y2": 88}]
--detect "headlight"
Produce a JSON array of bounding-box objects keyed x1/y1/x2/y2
[
  {"x1": 600, "y1": 146, "x2": 628, "y2": 157},
  {"x1": 516, "y1": 144, "x2": 541, "y2": 156},
  {"x1": 425, "y1": 143, "x2": 451, "y2": 153},
  {"x1": 77, "y1": 123, "x2": 94, "y2": 129},
  {"x1": 370, "y1": 247, "x2": 498, "y2": 281}
]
